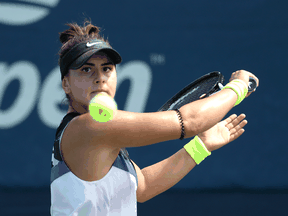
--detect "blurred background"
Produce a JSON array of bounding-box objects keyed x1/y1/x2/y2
[{"x1": 0, "y1": 0, "x2": 287, "y2": 215}]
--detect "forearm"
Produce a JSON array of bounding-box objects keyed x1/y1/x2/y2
[
  {"x1": 141, "y1": 148, "x2": 196, "y2": 202},
  {"x1": 181, "y1": 88, "x2": 238, "y2": 137}
]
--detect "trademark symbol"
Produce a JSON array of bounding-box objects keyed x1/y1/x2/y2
[{"x1": 150, "y1": 53, "x2": 165, "y2": 65}]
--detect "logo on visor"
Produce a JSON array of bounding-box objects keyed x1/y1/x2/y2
[
  {"x1": 0, "y1": 0, "x2": 60, "y2": 26},
  {"x1": 86, "y1": 42, "x2": 102, "y2": 47}
]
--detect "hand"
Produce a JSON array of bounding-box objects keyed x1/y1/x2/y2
[
  {"x1": 197, "y1": 114, "x2": 247, "y2": 152},
  {"x1": 229, "y1": 70, "x2": 259, "y2": 98}
]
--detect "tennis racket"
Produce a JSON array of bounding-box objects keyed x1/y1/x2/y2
[{"x1": 158, "y1": 71, "x2": 257, "y2": 112}]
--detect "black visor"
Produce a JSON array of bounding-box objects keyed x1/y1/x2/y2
[{"x1": 60, "y1": 39, "x2": 122, "y2": 79}]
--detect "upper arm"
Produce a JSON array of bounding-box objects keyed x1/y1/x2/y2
[
  {"x1": 70, "y1": 110, "x2": 187, "y2": 148},
  {"x1": 130, "y1": 159, "x2": 147, "y2": 203}
]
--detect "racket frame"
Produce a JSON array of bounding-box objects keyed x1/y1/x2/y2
[{"x1": 158, "y1": 71, "x2": 225, "y2": 111}]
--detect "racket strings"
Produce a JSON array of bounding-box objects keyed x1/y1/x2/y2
[{"x1": 167, "y1": 76, "x2": 220, "y2": 110}]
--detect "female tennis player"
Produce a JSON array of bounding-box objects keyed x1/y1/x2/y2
[{"x1": 50, "y1": 21, "x2": 259, "y2": 215}]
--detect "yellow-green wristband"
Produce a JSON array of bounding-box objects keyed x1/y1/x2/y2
[
  {"x1": 232, "y1": 79, "x2": 248, "y2": 89},
  {"x1": 184, "y1": 136, "x2": 211, "y2": 165},
  {"x1": 222, "y1": 84, "x2": 241, "y2": 106},
  {"x1": 233, "y1": 80, "x2": 248, "y2": 100},
  {"x1": 222, "y1": 81, "x2": 247, "y2": 106}
]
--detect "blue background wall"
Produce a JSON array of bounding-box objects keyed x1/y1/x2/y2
[{"x1": 0, "y1": 0, "x2": 287, "y2": 193}]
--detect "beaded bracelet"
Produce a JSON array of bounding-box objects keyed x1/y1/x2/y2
[{"x1": 175, "y1": 109, "x2": 185, "y2": 140}]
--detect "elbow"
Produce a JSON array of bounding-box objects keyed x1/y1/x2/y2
[
  {"x1": 137, "y1": 190, "x2": 149, "y2": 203},
  {"x1": 137, "y1": 197, "x2": 147, "y2": 203}
]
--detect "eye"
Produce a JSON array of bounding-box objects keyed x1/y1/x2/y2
[
  {"x1": 81, "y1": 67, "x2": 92, "y2": 73},
  {"x1": 103, "y1": 66, "x2": 112, "y2": 72}
]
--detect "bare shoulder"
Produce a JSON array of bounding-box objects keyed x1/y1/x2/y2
[
  {"x1": 60, "y1": 114, "x2": 119, "y2": 181},
  {"x1": 61, "y1": 113, "x2": 113, "y2": 150}
]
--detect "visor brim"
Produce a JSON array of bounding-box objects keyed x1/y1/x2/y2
[{"x1": 70, "y1": 48, "x2": 122, "y2": 69}]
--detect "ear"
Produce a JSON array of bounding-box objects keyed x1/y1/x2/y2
[{"x1": 62, "y1": 76, "x2": 71, "y2": 94}]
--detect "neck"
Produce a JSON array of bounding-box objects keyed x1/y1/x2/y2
[{"x1": 67, "y1": 105, "x2": 88, "y2": 115}]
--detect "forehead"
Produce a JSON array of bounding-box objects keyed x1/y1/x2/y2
[{"x1": 86, "y1": 52, "x2": 113, "y2": 64}]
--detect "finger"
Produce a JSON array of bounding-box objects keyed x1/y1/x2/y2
[
  {"x1": 245, "y1": 91, "x2": 253, "y2": 98},
  {"x1": 225, "y1": 113, "x2": 246, "y2": 130},
  {"x1": 223, "y1": 114, "x2": 237, "y2": 125},
  {"x1": 229, "y1": 119, "x2": 248, "y2": 135},
  {"x1": 229, "y1": 128, "x2": 245, "y2": 142}
]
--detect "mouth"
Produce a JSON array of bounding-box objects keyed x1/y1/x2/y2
[{"x1": 91, "y1": 91, "x2": 109, "y2": 97}]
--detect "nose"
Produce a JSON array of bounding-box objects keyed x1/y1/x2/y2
[
  {"x1": 95, "y1": 79, "x2": 106, "y2": 84},
  {"x1": 93, "y1": 71, "x2": 109, "y2": 84}
]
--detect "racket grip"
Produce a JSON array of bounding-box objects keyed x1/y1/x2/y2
[{"x1": 248, "y1": 77, "x2": 257, "y2": 92}]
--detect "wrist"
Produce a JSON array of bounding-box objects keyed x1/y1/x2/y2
[
  {"x1": 222, "y1": 80, "x2": 248, "y2": 106},
  {"x1": 232, "y1": 79, "x2": 248, "y2": 90},
  {"x1": 184, "y1": 135, "x2": 211, "y2": 165},
  {"x1": 231, "y1": 79, "x2": 248, "y2": 93},
  {"x1": 197, "y1": 135, "x2": 211, "y2": 152}
]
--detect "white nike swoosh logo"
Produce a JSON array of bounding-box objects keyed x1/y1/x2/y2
[{"x1": 86, "y1": 42, "x2": 102, "y2": 47}]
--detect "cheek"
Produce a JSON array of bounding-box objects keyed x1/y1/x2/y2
[
  {"x1": 110, "y1": 73, "x2": 117, "y2": 95},
  {"x1": 71, "y1": 79, "x2": 91, "y2": 101},
  {"x1": 112, "y1": 76, "x2": 117, "y2": 88},
  {"x1": 115, "y1": 73, "x2": 117, "y2": 86},
  {"x1": 112, "y1": 71, "x2": 117, "y2": 85},
  {"x1": 74, "y1": 78, "x2": 88, "y2": 88}
]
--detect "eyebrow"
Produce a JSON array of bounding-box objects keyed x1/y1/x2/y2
[{"x1": 83, "y1": 62, "x2": 114, "y2": 67}]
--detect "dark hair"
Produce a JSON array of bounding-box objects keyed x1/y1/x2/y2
[{"x1": 58, "y1": 20, "x2": 111, "y2": 105}]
